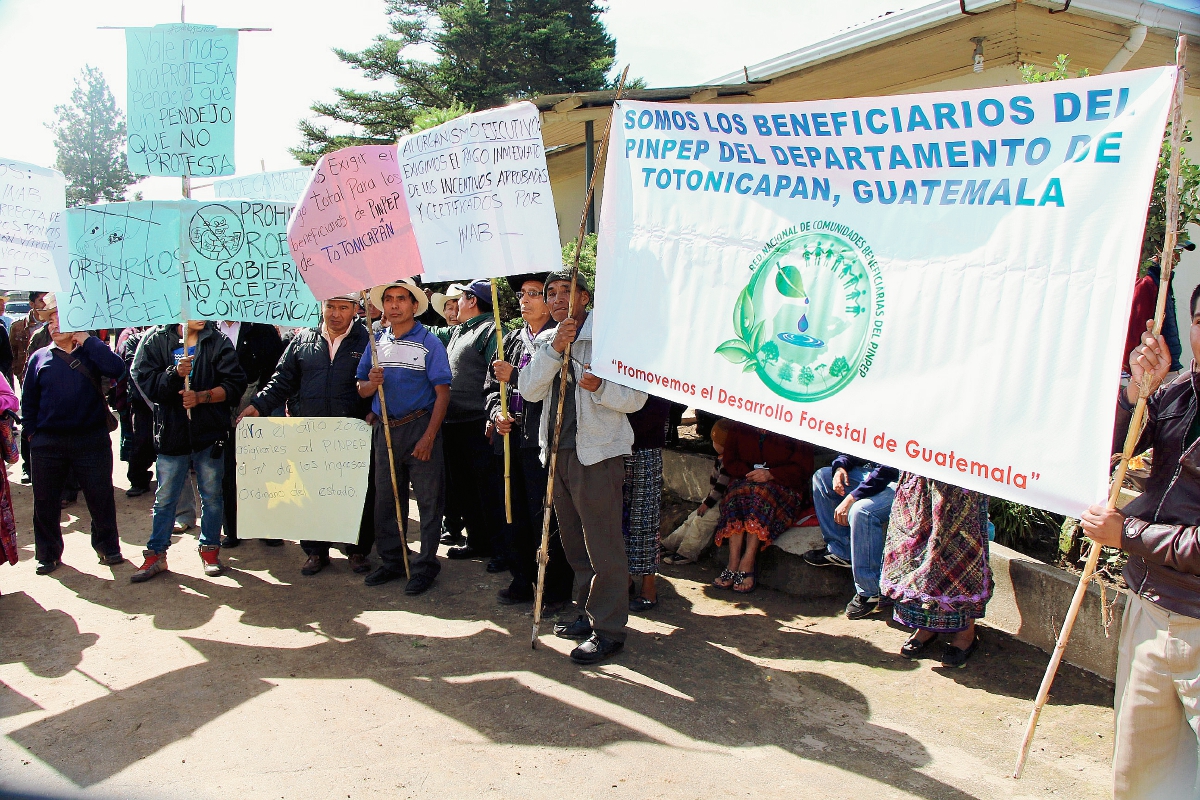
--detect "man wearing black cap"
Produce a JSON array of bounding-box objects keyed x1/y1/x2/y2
[
  {"x1": 440, "y1": 279, "x2": 506, "y2": 571},
  {"x1": 485, "y1": 273, "x2": 574, "y2": 608},
  {"x1": 522, "y1": 271, "x2": 647, "y2": 665}
]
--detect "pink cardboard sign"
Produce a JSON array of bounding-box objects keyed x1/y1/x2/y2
[{"x1": 286, "y1": 146, "x2": 422, "y2": 299}]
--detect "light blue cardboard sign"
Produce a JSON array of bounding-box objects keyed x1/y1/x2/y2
[
  {"x1": 126, "y1": 24, "x2": 238, "y2": 177},
  {"x1": 62, "y1": 202, "x2": 185, "y2": 330},
  {"x1": 60, "y1": 201, "x2": 320, "y2": 330}
]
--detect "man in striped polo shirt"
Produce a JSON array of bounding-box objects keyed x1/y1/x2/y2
[{"x1": 357, "y1": 279, "x2": 451, "y2": 596}]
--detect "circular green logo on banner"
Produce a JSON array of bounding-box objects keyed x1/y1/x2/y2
[{"x1": 716, "y1": 223, "x2": 884, "y2": 402}]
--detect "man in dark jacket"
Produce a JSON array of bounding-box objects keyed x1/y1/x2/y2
[
  {"x1": 215, "y1": 320, "x2": 284, "y2": 548},
  {"x1": 22, "y1": 293, "x2": 127, "y2": 574},
  {"x1": 1083, "y1": 287, "x2": 1200, "y2": 799},
  {"x1": 117, "y1": 327, "x2": 156, "y2": 496},
  {"x1": 485, "y1": 273, "x2": 573, "y2": 608},
  {"x1": 130, "y1": 321, "x2": 247, "y2": 581},
  {"x1": 239, "y1": 294, "x2": 375, "y2": 575}
]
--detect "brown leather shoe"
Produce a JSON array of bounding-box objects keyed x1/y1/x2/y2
[
  {"x1": 346, "y1": 553, "x2": 371, "y2": 574},
  {"x1": 300, "y1": 554, "x2": 329, "y2": 576}
]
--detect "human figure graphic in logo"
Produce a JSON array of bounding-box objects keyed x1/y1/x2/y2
[
  {"x1": 189, "y1": 204, "x2": 244, "y2": 261},
  {"x1": 717, "y1": 226, "x2": 884, "y2": 402}
]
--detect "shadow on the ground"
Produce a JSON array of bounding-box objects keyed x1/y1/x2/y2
[{"x1": 0, "y1": 499, "x2": 1110, "y2": 799}]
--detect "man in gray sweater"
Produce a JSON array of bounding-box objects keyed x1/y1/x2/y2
[{"x1": 522, "y1": 272, "x2": 646, "y2": 664}]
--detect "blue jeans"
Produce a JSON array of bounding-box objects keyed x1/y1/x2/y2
[
  {"x1": 812, "y1": 465, "x2": 895, "y2": 597},
  {"x1": 148, "y1": 446, "x2": 225, "y2": 552}
]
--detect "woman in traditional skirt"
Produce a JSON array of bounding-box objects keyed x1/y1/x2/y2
[
  {"x1": 623, "y1": 397, "x2": 671, "y2": 613},
  {"x1": 0, "y1": 372, "x2": 20, "y2": 591},
  {"x1": 712, "y1": 425, "x2": 814, "y2": 593},
  {"x1": 881, "y1": 472, "x2": 992, "y2": 668}
]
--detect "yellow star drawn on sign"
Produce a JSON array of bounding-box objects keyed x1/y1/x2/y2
[{"x1": 264, "y1": 461, "x2": 308, "y2": 509}]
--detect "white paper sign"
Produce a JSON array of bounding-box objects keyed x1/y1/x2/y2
[
  {"x1": 592, "y1": 67, "x2": 1177, "y2": 516},
  {"x1": 0, "y1": 158, "x2": 66, "y2": 290},
  {"x1": 395, "y1": 101, "x2": 560, "y2": 282},
  {"x1": 236, "y1": 417, "x2": 371, "y2": 542}
]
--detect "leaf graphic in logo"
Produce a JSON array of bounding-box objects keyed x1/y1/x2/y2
[
  {"x1": 775, "y1": 264, "x2": 808, "y2": 299},
  {"x1": 750, "y1": 321, "x2": 767, "y2": 353},
  {"x1": 742, "y1": 360, "x2": 759, "y2": 373},
  {"x1": 715, "y1": 339, "x2": 753, "y2": 364},
  {"x1": 734, "y1": 286, "x2": 755, "y2": 341}
]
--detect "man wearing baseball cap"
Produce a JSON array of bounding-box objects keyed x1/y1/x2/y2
[
  {"x1": 356, "y1": 279, "x2": 451, "y2": 595},
  {"x1": 240, "y1": 292, "x2": 376, "y2": 576}
]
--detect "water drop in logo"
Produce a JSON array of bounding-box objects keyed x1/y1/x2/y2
[{"x1": 717, "y1": 226, "x2": 884, "y2": 402}]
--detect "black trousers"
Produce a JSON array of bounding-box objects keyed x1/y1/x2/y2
[
  {"x1": 442, "y1": 419, "x2": 503, "y2": 555},
  {"x1": 31, "y1": 431, "x2": 120, "y2": 564},
  {"x1": 499, "y1": 448, "x2": 574, "y2": 602},
  {"x1": 302, "y1": 456, "x2": 377, "y2": 557},
  {"x1": 120, "y1": 401, "x2": 156, "y2": 490}
]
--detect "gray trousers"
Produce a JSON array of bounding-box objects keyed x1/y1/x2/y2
[
  {"x1": 553, "y1": 449, "x2": 629, "y2": 642},
  {"x1": 373, "y1": 419, "x2": 444, "y2": 579}
]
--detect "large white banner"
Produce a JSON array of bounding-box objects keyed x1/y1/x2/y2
[
  {"x1": 0, "y1": 158, "x2": 66, "y2": 291},
  {"x1": 592, "y1": 67, "x2": 1176, "y2": 515}
]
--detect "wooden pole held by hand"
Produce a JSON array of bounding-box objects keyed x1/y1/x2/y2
[
  {"x1": 368, "y1": 311, "x2": 412, "y2": 581},
  {"x1": 491, "y1": 279, "x2": 512, "y2": 524},
  {"x1": 531, "y1": 65, "x2": 630, "y2": 649},
  {"x1": 1013, "y1": 35, "x2": 1188, "y2": 780}
]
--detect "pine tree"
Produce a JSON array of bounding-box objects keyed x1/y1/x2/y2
[
  {"x1": 293, "y1": 0, "x2": 616, "y2": 163},
  {"x1": 47, "y1": 66, "x2": 139, "y2": 206}
]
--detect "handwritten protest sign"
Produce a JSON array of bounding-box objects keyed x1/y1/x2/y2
[
  {"x1": 0, "y1": 158, "x2": 66, "y2": 290},
  {"x1": 61, "y1": 200, "x2": 319, "y2": 330},
  {"x1": 592, "y1": 68, "x2": 1176, "y2": 516},
  {"x1": 126, "y1": 24, "x2": 238, "y2": 177},
  {"x1": 214, "y1": 168, "x2": 311, "y2": 202},
  {"x1": 183, "y1": 201, "x2": 321, "y2": 326},
  {"x1": 397, "y1": 102, "x2": 560, "y2": 282},
  {"x1": 287, "y1": 146, "x2": 420, "y2": 300},
  {"x1": 62, "y1": 202, "x2": 184, "y2": 330},
  {"x1": 235, "y1": 417, "x2": 371, "y2": 543},
  {"x1": 286, "y1": 103, "x2": 559, "y2": 298}
]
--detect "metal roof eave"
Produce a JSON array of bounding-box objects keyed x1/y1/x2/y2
[
  {"x1": 531, "y1": 84, "x2": 758, "y2": 112},
  {"x1": 705, "y1": 0, "x2": 1200, "y2": 86}
]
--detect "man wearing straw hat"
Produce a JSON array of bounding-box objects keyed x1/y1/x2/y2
[
  {"x1": 522, "y1": 271, "x2": 647, "y2": 664},
  {"x1": 357, "y1": 279, "x2": 451, "y2": 596},
  {"x1": 1084, "y1": 303, "x2": 1200, "y2": 799}
]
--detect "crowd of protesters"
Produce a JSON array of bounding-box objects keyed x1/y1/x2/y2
[{"x1": 0, "y1": 272, "x2": 1198, "y2": 797}]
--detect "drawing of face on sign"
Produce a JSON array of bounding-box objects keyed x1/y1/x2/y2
[
  {"x1": 72, "y1": 206, "x2": 157, "y2": 272},
  {"x1": 189, "y1": 204, "x2": 245, "y2": 261}
]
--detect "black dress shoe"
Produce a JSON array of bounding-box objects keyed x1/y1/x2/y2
[
  {"x1": 220, "y1": 534, "x2": 240, "y2": 549},
  {"x1": 498, "y1": 585, "x2": 534, "y2": 605},
  {"x1": 262, "y1": 539, "x2": 284, "y2": 547},
  {"x1": 554, "y1": 614, "x2": 593, "y2": 640},
  {"x1": 446, "y1": 544, "x2": 486, "y2": 560},
  {"x1": 439, "y1": 530, "x2": 465, "y2": 546},
  {"x1": 485, "y1": 557, "x2": 506, "y2": 573},
  {"x1": 125, "y1": 486, "x2": 150, "y2": 498},
  {"x1": 97, "y1": 551, "x2": 125, "y2": 567},
  {"x1": 364, "y1": 565, "x2": 405, "y2": 586},
  {"x1": 570, "y1": 633, "x2": 624, "y2": 665},
  {"x1": 35, "y1": 560, "x2": 60, "y2": 575},
  {"x1": 405, "y1": 573, "x2": 435, "y2": 595}
]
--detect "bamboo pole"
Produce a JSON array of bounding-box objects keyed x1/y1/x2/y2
[
  {"x1": 182, "y1": 174, "x2": 193, "y2": 419},
  {"x1": 368, "y1": 297, "x2": 412, "y2": 580},
  {"x1": 1013, "y1": 36, "x2": 1188, "y2": 779},
  {"x1": 491, "y1": 279, "x2": 512, "y2": 524},
  {"x1": 532, "y1": 66, "x2": 629, "y2": 649}
]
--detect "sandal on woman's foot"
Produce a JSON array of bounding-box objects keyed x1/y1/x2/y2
[
  {"x1": 900, "y1": 632, "x2": 937, "y2": 659},
  {"x1": 940, "y1": 635, "x2": 980, "y2": 669},
  {"x1": 732, "y1": 571, "x2": 756, "y2": 594},
  {"x1": 713, "y1": 568, "x2": 737, "y2": 590},
  {"x1": 661, "y1": 553, "x2": 694, "y2": 566}
]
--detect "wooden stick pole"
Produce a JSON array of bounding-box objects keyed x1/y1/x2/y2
[
  {"x1": 491, "y1": 279, "x2": 512, "y2": 524},
  {"x1": 532, "y1": 66, "x2": 629, "y2": 649},
  {"x1": 368, "y1": 303, "x2": 412, "y2": 580},
  {"x1": 1013, "y1": 35, "x2": 1188, "y2": 779},
  {"x1": 182, "y1": 173, "x2": 193, "y2": 419}
]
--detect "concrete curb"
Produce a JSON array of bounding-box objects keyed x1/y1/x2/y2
[{"x1": 662, "y1": 447, "x2": 1123, "y2": 681}]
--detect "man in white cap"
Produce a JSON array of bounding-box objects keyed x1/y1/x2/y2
[
  {"x1": 239, "y1": 292, "x2": 376, "y2": 575},
  {"x1": 357, "y1": 279, "x2": 451, "y2": 595}
]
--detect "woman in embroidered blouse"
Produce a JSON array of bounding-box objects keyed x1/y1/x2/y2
[{"x1": 712, "y1": 425, "x2": 814, "y2": 593}]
